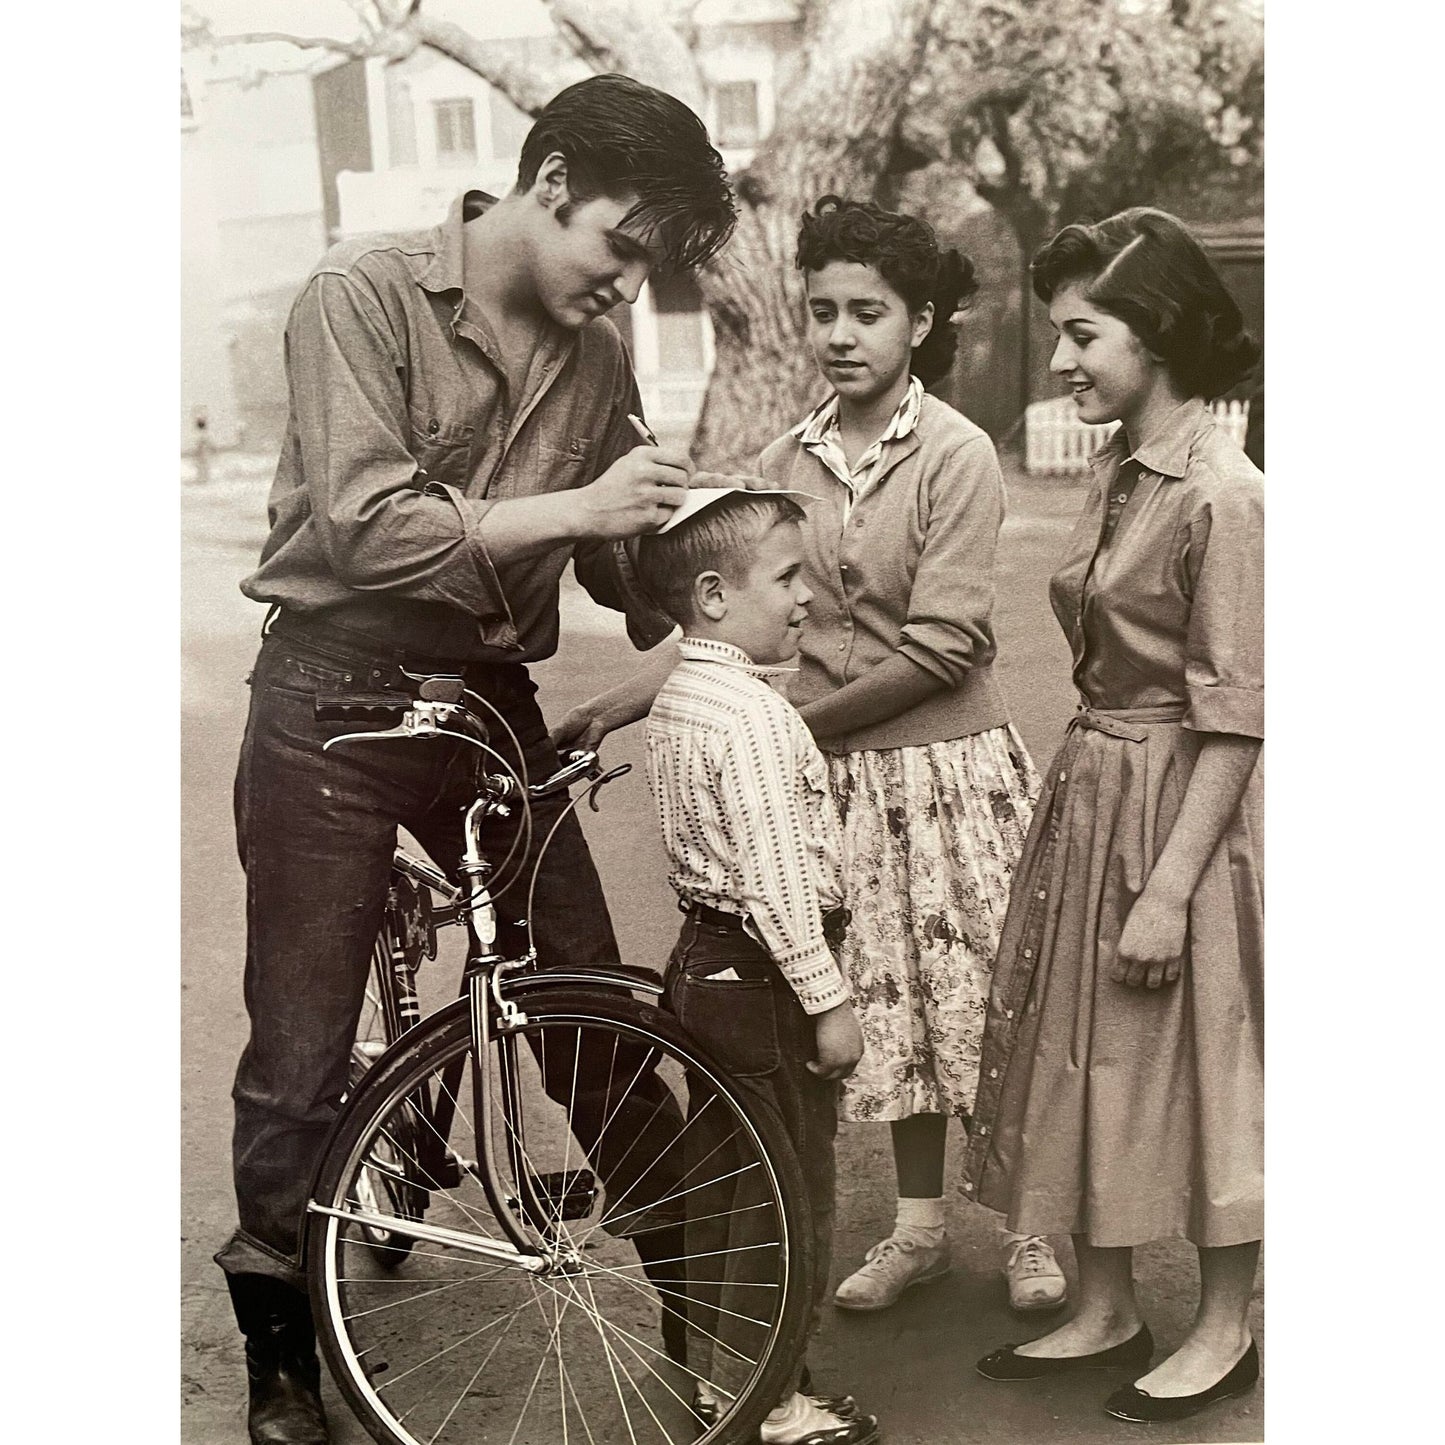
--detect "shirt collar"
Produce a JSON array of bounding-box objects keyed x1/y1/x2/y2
[
  {"x1": 417, "y1": 189, "x2": 497, "y2": 298},
  {"x1": 1092, "y1": 396, "x2": 1209, "y2": 480},
  {"x1": 678, "y1": 637, "x2": 798, "y2": 679},
  {"x1": 790, "y1": 375, "x2": 925, "y2": 446}
]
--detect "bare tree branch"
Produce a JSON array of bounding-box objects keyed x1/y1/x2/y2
[{"x1": 208, "y1": 30, "x2": 395, "y2": 59}]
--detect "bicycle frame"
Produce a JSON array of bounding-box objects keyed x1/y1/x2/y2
[{"x1": 306, "y1": 709, "x2": 662, "y2": 1275}]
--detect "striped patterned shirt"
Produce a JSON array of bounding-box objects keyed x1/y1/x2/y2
[
  {"x1": 792, "y1": 374, "x2": 924, "y2": 520},
  {"x1": 645, "y1": 638, "x2": 849, "y2": 1015}
]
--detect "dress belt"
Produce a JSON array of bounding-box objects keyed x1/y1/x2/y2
[{"x1": 1067, "y1": 702, "x2": 1187, "y2": 743}]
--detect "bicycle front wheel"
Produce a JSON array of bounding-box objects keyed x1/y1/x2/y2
[{"x1": 307, "y1": 989, "x2": 814, "y2": 1445}]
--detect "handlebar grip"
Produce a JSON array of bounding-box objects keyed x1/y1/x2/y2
[{"x1": 314, "y1": 692, "x2": 409, "y2": 723}]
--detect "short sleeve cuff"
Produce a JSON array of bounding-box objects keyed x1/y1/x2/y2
[{"x1": 1184, "y1": 683, "x2": 1264, "y2": 739}]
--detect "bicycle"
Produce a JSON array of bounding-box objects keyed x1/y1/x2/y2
[{"x1": 303, "y1": 676, "x2": 815, "y2": 1445}]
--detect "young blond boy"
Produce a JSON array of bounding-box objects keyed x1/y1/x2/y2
[{"x1": 637, "y1": 489, "x2": 879, "y2": 1445}]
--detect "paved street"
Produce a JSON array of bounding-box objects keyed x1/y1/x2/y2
[{"x1": 180, "y1": 458, "x2": 1263, "y2": 1444}]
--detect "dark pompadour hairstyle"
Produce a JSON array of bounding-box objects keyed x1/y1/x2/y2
[
  {"x1": 635, "y1": 489, "x2": 806, "y2": 625},
  {"x1": 794, "y1": 194, "x2": 979, "y2": 386},
  {"x1": 517, "y1": 74, "x2": 736, "y2": 275},
  {"x1": 1030, "y1": 207, "x2": 1261, "y2": 399}
]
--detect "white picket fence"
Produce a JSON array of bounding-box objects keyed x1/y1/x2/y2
[{"x1": 1024, "y1": 396, "x2": 1250, "y2": 475}]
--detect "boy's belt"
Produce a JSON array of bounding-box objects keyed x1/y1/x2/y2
[{"x1": 681, "y1": 899, "x2": 851, "y2": 949}]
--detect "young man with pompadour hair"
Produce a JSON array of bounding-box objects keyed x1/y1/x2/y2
[{"x1": 217, "y1": 73, "x2": 736, "y2": 1445}]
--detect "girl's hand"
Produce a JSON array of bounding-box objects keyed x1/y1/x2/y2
[
  {"x1": 548, "y1": 703, "x2": 613, "y2": 753},
  {"x1": 1113, "y1": 889, "x2": 1188, "y2": 989}
]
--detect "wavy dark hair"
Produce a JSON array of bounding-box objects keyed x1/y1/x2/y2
[
  {"x1": 794, "y1": 195, "x2": 977, "y2": 386},
  {"x1": 1030, "y1": 208, "x2": 1260, "y2": 399},
  {"x1": 517, "y1": 74, "x2": 736, "y2": 275}
]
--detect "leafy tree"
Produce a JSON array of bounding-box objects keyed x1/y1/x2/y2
[{"x1": 190, "y1": 0, "x2": 1262, "y2": 462}]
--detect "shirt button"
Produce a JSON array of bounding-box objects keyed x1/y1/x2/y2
[
  {"x1": 1057, "y1": 771, "x2": 1066, "y2": 783},
  {"x1": 963, "y1": 1181, "x2": 974, "y2": 1192},
  {"x1": 428, "y1": 419, "x2": 440, "y2": 435},
  {"x1": 1036, "y1": 889, "x2": 1047, "y2": 900},
  {"x1": 838, "y1": 642, "x2": 846, "y2": 651},
  {"x1": 1115, "y1": 492, "x2": 1128, "y2": 503},
  {"x1": 989, "y1": 1067, "x2": 999, "y2": 1078},
  {"x1": 1023, "y1": 948, "x2": 1032, "y2": 958},
  {"x1": 978, "y1": 1125, "x2": 989, "y2": 1136}
]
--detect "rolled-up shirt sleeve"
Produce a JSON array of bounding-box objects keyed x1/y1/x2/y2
[
  {"x1": 714, "y1": 718, "x2": 849, "y2": 1016},
  {"x1": 286, "y1": 271, "x2": 511, "y2": 620},
  {"x1": 896, "y1": 435, "x2": 1003, "y2": 686},
  {"x1": 1182, "y1": 474, "x2": 1264, "y2": 738}
]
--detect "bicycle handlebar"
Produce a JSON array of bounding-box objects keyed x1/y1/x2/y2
[{"x1": 316, "y1": 689, "x2": 603, "y2": 799}]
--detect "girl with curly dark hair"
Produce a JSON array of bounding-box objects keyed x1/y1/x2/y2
[
  {"x1": 746, "y1": 195, "x2": 1069, "y2": 1322},
  {"x1": 964, "y1": 208, "x2": 1263, "y2": 1424}
]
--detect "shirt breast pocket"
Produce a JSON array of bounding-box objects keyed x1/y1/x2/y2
[
  {"x1": 535, "y1": 437, "x2": 595, "y2": 491},
  {"x1": 408, "y1": 409, "x2": 475, "y2": 488}
]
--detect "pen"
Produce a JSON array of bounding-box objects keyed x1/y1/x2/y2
[{"x1": 626, "y1": 413, "x2": 659, "y2": 447}]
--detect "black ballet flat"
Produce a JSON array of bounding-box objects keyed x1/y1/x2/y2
[
  {"x1": 976, "y1": 1323, "x2": 1154, "y2": 1381},
  {"x1": 1103, "y1": 1339, "x2": 1259, "y2": 1422}
]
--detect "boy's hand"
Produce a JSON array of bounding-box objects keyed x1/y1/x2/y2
[
  {"x1": 580, "y1": 445, "x2": 693, "y2": 538},
  {"x1": 808, "y1": 1002, "x2": 863, "y2": 1081}
]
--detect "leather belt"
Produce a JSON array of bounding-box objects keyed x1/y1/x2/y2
[
  {"x1": 680, "y1": 898, "x2": 851, "y2": 949},
  {"x1": 1068, "y1": 703, "x2": 1187, "y2": 744}
]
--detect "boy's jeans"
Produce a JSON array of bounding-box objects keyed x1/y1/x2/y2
[{"x1": 663, "y1": 910, "x2": 838, "y2": 1404}]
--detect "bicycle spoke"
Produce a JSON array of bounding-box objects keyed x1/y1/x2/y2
[
  {"x1": 580, "y1": 1250, "x2": 778, "y2": 1336},
  {"x1": 337, "y1": 1263, "x2": 517, "y2": 1320},
  {"x1": 372, "y1": 1296, "x2": 533, "y2": 1395},
  {"x1": 566, "y1": 1272, "x2": 690, "y2": 1444}
]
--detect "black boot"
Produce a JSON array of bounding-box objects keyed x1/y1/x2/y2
[{"x1": 226, "y1": 1274, "x2": 329, "y2": 1445}]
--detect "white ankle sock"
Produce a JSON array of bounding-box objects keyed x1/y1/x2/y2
[{"x1": 894, "y1": 1195, "x2": 946, "y2": 1246}]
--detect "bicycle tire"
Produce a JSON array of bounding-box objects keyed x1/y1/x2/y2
[
  {"x1": 308, "y1": 989, "x2": 814, "y2": 1445},
  {"x1": 347, "y1": 926, "x2": 424, "y2": 1266}
]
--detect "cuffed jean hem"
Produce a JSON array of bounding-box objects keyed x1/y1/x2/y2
[{"x1": 214, "y1": 1229, "x2": 306, "y2": 1293}]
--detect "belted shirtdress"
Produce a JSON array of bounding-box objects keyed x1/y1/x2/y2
[{"x1": 961, "y1": 398, "x2": 1263, "y2": 1249}]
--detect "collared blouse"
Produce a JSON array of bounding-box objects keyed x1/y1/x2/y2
[{"x1": 1050, "y1": 398, "x2": 1264, "y2": 738}]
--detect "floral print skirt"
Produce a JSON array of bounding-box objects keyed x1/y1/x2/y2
[{"x1": 827, "y1": 725, "x2": 1039, "y2": 1123}]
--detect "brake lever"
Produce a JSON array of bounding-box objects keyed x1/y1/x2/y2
[
  {"x1": 322, "y1": 723, "x2": 416, "y2": 751},
  {"x1": 585, "y1": 762, "x2": 632, "y2": 812}
]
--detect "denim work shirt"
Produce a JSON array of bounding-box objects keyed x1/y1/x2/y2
[{"x1": 241, "y1": 190, "x2": 671, "y2": 663}]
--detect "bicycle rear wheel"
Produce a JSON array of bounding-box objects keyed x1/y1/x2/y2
[
  {"x1": 348, "y1": 916, "x2": 425, "y2": 1266},
  {"x1": 307, "y1": 989, "x2": 814, "y2": 1445}
]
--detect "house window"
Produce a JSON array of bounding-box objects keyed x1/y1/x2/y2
[
  {"x1": 714, "y1": 81, "x2": 760, "y2": 148},
  {"x1": 651, "y1": 273, "x2": 708, "y2": 374},
  {"x1": 433, "y1": 98, "x2": 477, "y2": 166}
]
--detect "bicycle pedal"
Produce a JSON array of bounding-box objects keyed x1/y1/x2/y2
[{"x1": 511, "y1": 1169, "x2": 598, "y2": 1230}]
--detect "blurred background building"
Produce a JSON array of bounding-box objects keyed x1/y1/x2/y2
[{"x1": 181, "y1": 0, "x2": 1262, "y2": 466}]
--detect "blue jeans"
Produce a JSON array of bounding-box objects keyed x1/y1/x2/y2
[
  {"x1": 663, "y1": 912, "x2": 839, "y2": 1401},
  {"x1": 217, "y1": 615, "x2": 682, "y2": 1290}
]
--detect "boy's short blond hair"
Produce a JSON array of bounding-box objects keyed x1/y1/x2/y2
[{"x1": 635, "y1": 486, "x2": 805, "y2": 626}]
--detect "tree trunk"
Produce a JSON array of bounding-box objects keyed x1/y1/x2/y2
[{"x1": 689, "y1": 0, "x2": 941, "y2": 467}]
